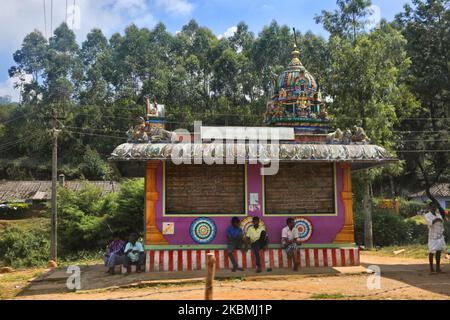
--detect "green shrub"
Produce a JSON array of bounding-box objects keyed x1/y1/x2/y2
[
  {"x1": 353, "y1": 200, "x2": 450, "y2": 247},
  {"x1": 398, "y1": 198, "x2": 426, "y2": 218},
  {"x1": 80, "y1": 146, "x2": 111, "y2": 180},
  {"x1": 0, "y1": 224, "x2": 50, "y2": 268},
  {"x1": 106, "y1": 178, "x2": 144, "y2": 237},
  {"x1": 57, "y1": 183, "x2": 117, "y2": 253},
  {"x1": 354, "y1": 202, "x2": 427, "y2": 247},
  {"x1": 0, "y1": 202, "x2": 30, "y2": 219},
  {"x1": 57, "y1": 179, "x2": 144, "y2": 253},
  {"x1": 0, "y1": 179, "x2": 146, "y2": 267}
]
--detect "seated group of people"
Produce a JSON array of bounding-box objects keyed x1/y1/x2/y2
[
  {"x1": 227, "y1": 216, "x2": 301, "y2": 273},
  {"x1": 104, "y1": 233, "x2": 145, "y2": 275},
  {"x1": 105, "y1": 217, "x2": 302, "y2": 274}
]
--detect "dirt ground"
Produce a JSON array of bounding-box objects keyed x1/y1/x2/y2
[{"x1": 5, "y1": 252, "x2": 450, "y2": 300}]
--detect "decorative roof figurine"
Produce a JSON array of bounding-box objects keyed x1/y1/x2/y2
[
  {"x1": 126, "y1": 96, "x2": 176, "y2": 143},
  {"x1": 265, "y1": 29, "x2": 330, "y2": 134}
]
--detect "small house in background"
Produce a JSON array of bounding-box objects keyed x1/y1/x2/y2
[
  {"x1": 408, "y1": 183, "x2": 450, "y2": 210},
  {"x1": 0, "y1": 180, "x2": 120, "y2": 212}
]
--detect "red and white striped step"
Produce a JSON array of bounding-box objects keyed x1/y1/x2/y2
[{"x1": 145, "y1": 247, "x2": 359, "y2": 272}]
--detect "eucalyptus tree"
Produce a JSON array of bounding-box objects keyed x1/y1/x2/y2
[{"x1": 394, "y1": 0, "x2": 450, "y2": 205}]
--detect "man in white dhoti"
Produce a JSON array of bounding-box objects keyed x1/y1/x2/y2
[{"x1": 424, "y1": 201, "x2": 446, "y2": 274}]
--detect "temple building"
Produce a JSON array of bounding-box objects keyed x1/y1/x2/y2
[{"x1": 110, "y1": 41, "x2": 396, "y2": 272}]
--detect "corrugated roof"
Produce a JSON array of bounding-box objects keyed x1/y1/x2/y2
[
  {"x1": 0, "y1": 180, "x2": 120, "y2": 203},
  {"x1": 409, "y1": 183, "x2": 450, "y2": 198}
]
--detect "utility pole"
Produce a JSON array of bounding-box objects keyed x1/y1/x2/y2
[{"x1": 48, "y1": 106, "x2": 63, "y2": 264}]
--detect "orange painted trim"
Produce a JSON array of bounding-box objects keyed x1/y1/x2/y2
[
  {"x1": 333, "y1": 163, "x2": 355, "y2": 244},
  {"x1": 145, "y1": 160, "x2": 168, "y2": 245}
]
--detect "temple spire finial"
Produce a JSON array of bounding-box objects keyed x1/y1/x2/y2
[{"x1": 290, "y1": 28, "x2": 302, "y2": 67}]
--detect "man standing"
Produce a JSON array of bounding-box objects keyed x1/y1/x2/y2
[
  {"x1": 425, "y1": 201, "x2": 446, "y2": 274},
  {"x1": 123, "y1": 233, "x2": 146, "y2": 273},
  {"x1": 245, "y1": 216, "x2": 271, "y2": 273},
  {"x1": 282, "y1": 218, "x2": 301, "y2": 271},
  {"x1": 226, "y1": 217, "x2": 245, "y2": 272}
]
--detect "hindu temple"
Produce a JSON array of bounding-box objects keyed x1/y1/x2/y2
[{"x1": 109, "y1": 40, "x2": 396, "y2": 272}]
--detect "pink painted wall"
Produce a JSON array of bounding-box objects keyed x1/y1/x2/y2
[{"x1": 154, "y1": 161, "x2": 345, "y2": 246}]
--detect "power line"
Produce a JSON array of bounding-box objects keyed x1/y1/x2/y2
[
  {"x1": 43, "y1": 0, "x2": 47, "y2": 39},
  {"x1": 65, "y1": 130, "x2": 127, "y2": 140},
  {"x1": 65, "y1": 0, "x2": 68, "y2": 24},
  {"x1": 72, "y1": 0, "x2": 76, "y2": 29},
  {"x1": 2, "y1": 109, "x2": 37, "y2": 125},
  {"x1": 0, "y1": 133, "x2": 44, "y2": 152},
  {"x1": 50, "y1": 0, "x2": 53, "y2": 36}
]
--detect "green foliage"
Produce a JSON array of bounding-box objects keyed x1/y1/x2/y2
[
  {"x1": 55, "y1": 179, "x2": 144, "y2": 254},
  {"x1": 0, "y1": 221, "x2": 50, "y2": 268},
  {"x1": 315, "y1": 0, "x2": 373, "y2": 42},
  {"x1": 393, "y1": 0, "x2": 450, "y2": 196},
  {"x1": 106, "y1": 179, "x2": 144, "y2": 236},
  {"x1": 353, "y1": 198, "x2": 446, "y2": 247},
  {"x1": 57, "y1": 183, "x2": 116, "y2": 253},
  {"x1": 81, "y1": 146, "x2": 111, "y2": 180},
  {"x1": 0, "y1": 202, "x2": 30, "y2": 219},
  {"x1": 398, "y1": 198, "x2": 426, "y2": 218}
]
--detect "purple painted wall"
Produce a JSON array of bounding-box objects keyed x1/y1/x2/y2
[{"x1": 155, "y1": 161, "x2": 345, "y2": 245}]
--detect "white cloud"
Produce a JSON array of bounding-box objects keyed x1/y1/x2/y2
[
  {"x1": 0, "y1": 74, "x2": 32, "y2": 102},
  {"x1": 0, "y1": 0, "x2": 156, "y2": 51},
  {"x1": 155, "y1": 0, "x2": 194, "y2": 16},
  {"x1": 367, "y1": 5, "x2": 381, "y2": 30},
  {"x1": 218, "y1": 26, "x2": 237, "y2": 40}
]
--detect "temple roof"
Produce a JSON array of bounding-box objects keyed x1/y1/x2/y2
[
  {"x1": 265, "y1": 42, "x2": 327, "y2": 130},
  {"x1": 109, "y1": 142, "x2": 396, "y2": 170}
]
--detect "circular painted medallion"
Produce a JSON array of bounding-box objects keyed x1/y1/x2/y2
[
  {"x1": 240, "y1": 216, "x2": 266, "y2": 234},
  {"x1": 294, "y1": 217, "x2": 313, "y2": 242},
  {"x1": 190, "y1": 218, "x2": 217, "y2": 244}
]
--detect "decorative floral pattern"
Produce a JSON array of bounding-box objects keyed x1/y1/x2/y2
[
  {"x1": 190, "y1": 218, "x2": 217, "y2": 244},
  {"x1": 294, "y1": 217, "x2": 313, "y2": 242}
]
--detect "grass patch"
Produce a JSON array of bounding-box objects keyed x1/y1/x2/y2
[
  {"x1": 0, "y1": 217, "x2": 50, "y2": 235},
  {"x1": 310, "y1": 293, "x2": 346, "y2": 299},
  {"x1": 363, "y1": 245, "x2": 431, "y2": 259},
  {"x1": 0, "y1": 268, "x2": 46, "y2": 300}
]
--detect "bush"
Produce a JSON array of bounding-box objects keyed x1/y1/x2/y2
[
  {"x1": 398, "y1": 198, "x2": 426, "y2": 218},
  {"x1": 0, "y1": 202, "x2": 30, "y2": 219},
  {"x1": 354, "y1": 200, "x2": 450, "y2": 247},
  {"x1": 80, "y1": 146, "x2": 111, "y2": 180},
  {"x1": 0, "y1": 223, "x2": 50, "y2": 268},
  {"x1": 57, "y1": 183, "x2": 117, "y2": 253},
  {"x1": 354, "y1": 208, "x2": 410, "y2": 246},
  {"x1": 58, "y1": 179, "x2": 144, "y2": 254},
  {"x1": 106, "y1": 179, "x2": 144, "y2": 237}
]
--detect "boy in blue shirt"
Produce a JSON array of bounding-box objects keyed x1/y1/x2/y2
[{"x1": 226, "y1": 217, "x2": 245, "y2": 272}]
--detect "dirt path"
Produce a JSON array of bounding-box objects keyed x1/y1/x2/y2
[{"x1": 10, "y1": 253, "x2": 450, "y2": 300}]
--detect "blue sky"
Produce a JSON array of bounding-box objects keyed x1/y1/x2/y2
[{"x1": 0, "y1": 0, "x2": 410, "y2": 101}]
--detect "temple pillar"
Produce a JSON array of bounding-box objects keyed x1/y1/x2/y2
[
  {"x1": 145, "y1": 160, "x2": 168, "y2": 245},
  {"x1": 333, "y1": 163, "x2": 355, "y2": 244}
]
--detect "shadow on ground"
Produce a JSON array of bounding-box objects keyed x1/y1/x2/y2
[
  {"x1": 360, "y1": 254, "x2": 450, "y2": 298},
  {"x1": 17, "y1": 264, "x2": 352, "y2": 297}
]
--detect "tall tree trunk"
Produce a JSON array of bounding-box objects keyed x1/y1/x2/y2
[
  {"x1": 363, "y1": 181, "x2": 373, "y2": 249},
  {"x1": 389, "y1": 176, "x2": 396, "y2": 212}
]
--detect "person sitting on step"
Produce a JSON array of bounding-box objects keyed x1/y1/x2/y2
[
  {"x1": 245, "y1": 216, "x2": 271, "y2": 273},
  {"x1": 282, "y1": 218, "x2": 301, "y2": 271},
  {"x1": 123, "y1": 233, "x2": 145, "y2": 274},
  {"x1": 104, "y1": 232, "x2": 125, "y2": 275},
  {"x1": 226, "y1": 217, "x2": 245, "y2": 272}
]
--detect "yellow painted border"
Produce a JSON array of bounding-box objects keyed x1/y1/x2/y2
[
  {"x1": 262, "y1": 163, "x2": 338, "y2": 217},
  {"x1": 162, "y1": 162, "x2": 248, "y2": 217}
]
